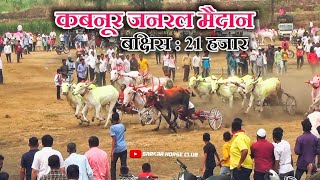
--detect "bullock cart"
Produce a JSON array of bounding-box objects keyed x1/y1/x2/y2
[
  {"x1": 178, "y1": 107, "x2": 223, "y2": 130},
  {"x1": 261, "y1": 90, "x2": 297, "y2": 115}
]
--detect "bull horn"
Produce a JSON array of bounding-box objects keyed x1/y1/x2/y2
[{"x1": 253, "y1": 71, "x2": 261, "y2": 83}]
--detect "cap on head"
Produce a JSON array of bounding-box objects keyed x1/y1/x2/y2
[{"x1": 257, "y1": 128, "x2": 266, "y2": 138}]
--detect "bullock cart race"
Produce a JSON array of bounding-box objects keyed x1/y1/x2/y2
[{"x1": 2, "y1": 0, "x2": 320, "y2": 180}]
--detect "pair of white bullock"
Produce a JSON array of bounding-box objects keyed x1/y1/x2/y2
[
  {"x1": 188, "y1": 74, "x2": 282, "y2": 113},
  {"x1": 61, "y1": 69, "x2": 172, "y2": 128}
]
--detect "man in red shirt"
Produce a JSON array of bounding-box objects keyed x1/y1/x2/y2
[
  {"x1": 16, "y1": 40, "x2": 23, "y2": 63},
  {"x1": 138, "y1": 163, "x2": 157, "y2": 180},
  {"x1": 251, "y1": 128, "x2": 274, "y2": 180}
]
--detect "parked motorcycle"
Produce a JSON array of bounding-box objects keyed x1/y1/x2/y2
[{"x1": 173, "y1": 159, "x2": 232, "y2": 180}]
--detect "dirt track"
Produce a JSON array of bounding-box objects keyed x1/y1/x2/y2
[{"x1": 0, "y1": 46, "x2": 314, "y2": 179}]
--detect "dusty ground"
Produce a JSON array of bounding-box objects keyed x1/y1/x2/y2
[{"x1": 0, "y1": 43, "x2": 315, "y2": 179}]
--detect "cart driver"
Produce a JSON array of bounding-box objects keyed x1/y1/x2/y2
[{"x1": 177, "y1": 101, "x2": 201, "y2": 121}]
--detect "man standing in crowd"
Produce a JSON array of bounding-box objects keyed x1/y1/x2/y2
[
  {"x1": 65, "y1": 143, "x2": 93, "y2": 180},
  {"x1": 64, "y1": 31, "x2": 70, "y2": 48},
  {"x1": 265, "y1": 45, "x2": 275, "y2": 73},
  {"x1": 110, "y1": 110, "x2": 127, "y2": 180},
  {"x1": 4, "y1": 42, "x2": 11, "y2": 63},
  {"x1": 227, "y1": 52, "x2": 237, "y2": 76},
  {"x1": 67, "y1": 165, "x2": 80, "y2": 180},
  {"x1": 87, "y1": 51, "x2": 96, "y2": 82},
  {"x1": 192, "y1": 52, "x2": 200, "y2": 76},
  {"x1": 85, "y1": 136, "x2": 109, "y2": 180},
  {"x1": 31, "y1": 135, "x2": 65, "y2": 180},
  {"x1": 295, "y1": 119, "x2": 318, "y2": 180},
  {"x1": 202, "y1": 51, "x2": 211, "y2": 78},
  {"x1": 94, "y1": 55, "x2": 101, "y2": 86},
  {"x1": 296, "y1": 45, "x2": 304, "y2": 70},
  {"x1": 218, "y1": 132, "x2": 231, "y2": 175},
  {"x1": 200, "y1": 133, "x2": 220, "y2": 179},
  {"x1": 67, "y1": 55, "x2": 75, "y2": 83},
  {"x1": 281, "y1": 46, "x2": 289, "y2": 73},
  {"x1": 82, "y1": 32, "x2": 88, "y2": 47},
  {"x1": 138, "y1": 54, "x2": 149, "y2": 75},
  {"x1": 130, "y1": 54, "x2": 138, "y2": 72},
  {"x1": 182, "y1": 52, "x2": 192, "y2": 82},
  {"x1": 99, "y1": 55, "x2": 108, "y2": 86},
  {"x1": 251, "y1": 128, "x2": 274, "y2": 180},
  {"x1": 77, "y1": 58, "x2": 87, "y2": 83},
  {"x1": 272, "y1": 127, "x2": 294, "y2": 179},
  {"x1": 20, "y1": 137, "x2": 39, "y2": 180},
  {"x1": 60, "y1": 59, "x2": 69, "y2": 81},
  {"x1": 124, "y1": 55, "x2": 130, "y2": 73},
  {"x1": 162, "y1": 51, "x2": 169, "y2": 76},
  {"x1": 249, "y1": 48, "x2": 258, "y2": 75},
  {"x1": 230, "y1": 120, "x2": 253, "y2": 180},
  {"x1": 40, "y1": 155, "x2": 67, "y2": 180},
  {"x1": 256, "y1": 48, "x2": 264, "y2": 76},
  {"x1": 16, "y1": 40, "x2": 23, "y2": 63},
  {"x1": 239, "y1": 50, "x2": 249, "y2": 76}
]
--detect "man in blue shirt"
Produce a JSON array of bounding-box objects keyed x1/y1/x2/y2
[
  {"x1": 202, "y1": 51, "x2": 211, "y2": 78},
  {"x1": 77, "y1": 58, "x2": 87, "y2": 83},
  {"x1": 19, "y1": 137, "x2": 39, "y2": 180},
  {"x1": 110, "y1": 108, "x2": 127, "y2": 180},
  {"x1": 65, "y1": 143, "x2": 93, "y2": 180}
]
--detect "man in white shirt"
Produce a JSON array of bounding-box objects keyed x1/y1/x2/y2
[
  {"x1": 107, "y1": 46, "x2": 114, "y2": 60},
  {"x1": 124, "y1": 55, "x2": 131, "y2": 73},
  {"x1": 110, "y1": 52, "x2": 117, "y2": 70},
  {"x1": 99, "y1": 55, "x2": 108, "y2": 86},
  {"x1": 305, "y1": 41, "x2": 313, "y2": 54},
  {"x1": 88, "y1": 45, "x2": 97, "y2": 58},
  {"x1": 3, "y1": 42, "x2": 12, "y2": 63},
  {"x1": 82, "y1": 32, "x2": 88, "y2": 47},
  {"x1": 192, "y1": 52, "x2": 201, "y2": 76},
  {"x1": 272, "y1": 128, "x2": 294, "y2": 179},
  {"x1": 162, "y1": 51, "x2": 169, "y2": 76},
  {"x1": 49, "y1": 30, "x2": 56, "y2": 41},
  {"x1": 117, "y1": 54, "x2": 125, "y2": 70},
  {"x1": 249, "y1": 49, "x2": 258, "y2": 75},
  {"x1": 86, "y1": 51, "x2": 96, "y2": 82},
  {"x1": 31, "y1": 135, "x2": 64, "y2": 180},
  {"x1": 59, "y1": 33, "x2": 64, "y2": 44},
  {"x1": 0, "y1": 54, "x2": 3, "y2": 84},
  {"x1": 65, "y1": 143, "x2": 93, "y2": 180}
]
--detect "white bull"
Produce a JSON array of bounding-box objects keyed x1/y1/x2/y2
[
  {"x1": 110, "y1": 70, "x2": 144, "y2": 87},
  {"x1": 236, "y1": 77, "x2": 282, "y2": 113},
  {"x1": 211, "y1": 76, "x2": 242, "y2": 108},
  {"x1": 188, "y1": 75, "x2": 218, "y2": 99},
  {"x1": 61, "y1": 82, "x2": 85, "y2": 122},
  {"x1": 143, "y1": 73, "x2": 173, "y2": 88},
  {"x1": 123, "y1": 85, "x2": 162, "y2": 130},
  {"x1": 73, "y1": 83, "x2": 119, "y2": 128}
]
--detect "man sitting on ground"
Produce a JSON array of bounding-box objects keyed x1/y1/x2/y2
[{"x1": 138, "y1": 163, "x2": 157, "y2": 180}]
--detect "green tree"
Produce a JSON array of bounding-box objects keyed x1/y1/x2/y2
[
  {"x1": 129, "y1": 0, "x2": 163, "y2": 10},
  {"x1": 86, "y1": 0, "x2": 107, "y2": 9}
]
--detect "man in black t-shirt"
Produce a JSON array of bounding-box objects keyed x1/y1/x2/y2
[
  {"x1": 201, "y1": 133, "x2": 220, "y2": 179},
  {"x1": 19, "y1": 137, "x2": 39, "y2": 180}
]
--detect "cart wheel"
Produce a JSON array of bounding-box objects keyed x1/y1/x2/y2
[
  {"x1": 208, "y1": 108, "x2": 222, "y2": 130},
  {"x1": 289, "y1": 50, "x2": 295, "y2": 59},
  {"x1": 281, "y1": 93, "x2": 288, "y2": 112},
  {"x1": 286, "y1": 95, "x2": 297, "y2": 115}
]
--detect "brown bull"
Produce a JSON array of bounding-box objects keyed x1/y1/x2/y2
[{"x1": 144, "y1": 86, "x2": 191, "y2": 133}]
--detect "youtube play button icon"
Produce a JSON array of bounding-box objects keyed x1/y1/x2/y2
[{"x1": 129, "y1": 149, "x2": 142, "y2": 158}]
